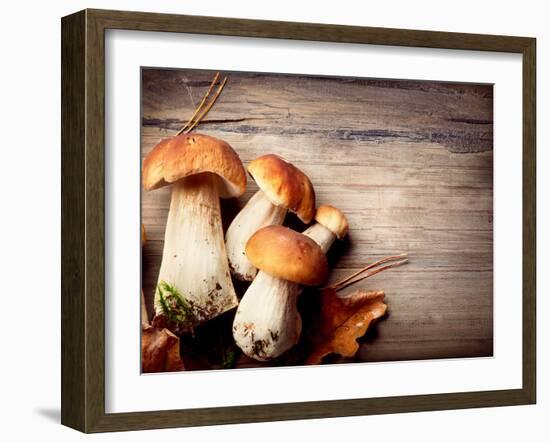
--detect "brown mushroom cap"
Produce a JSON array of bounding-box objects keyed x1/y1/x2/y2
[
  {"x1": 247, "y1": 154, "x2": 315, "y2": 223},
  {"x1": 314, "y1": 205, "x2": 349, "y2": 239},
  {"x1": 246, "y1": 225, "x2": 328, "y2": 286},
  {"x1": 142, "y1": 133, "x2": 246, "y2": 198}
]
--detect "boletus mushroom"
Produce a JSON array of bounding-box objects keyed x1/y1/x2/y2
[
  {"x1": 232, "y1": 225, "x2": 328, "y2": 361},
  {"x1": 302, "y1": 204, "x2": 349, "y2": 252},
  {"x1": 225, "y1": 154, "x2": 315, "y2": 281},
  {"x1": 142, "y1": 133, "x2": 247, "y2": 332}
]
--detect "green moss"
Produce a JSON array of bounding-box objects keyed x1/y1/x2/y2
[
  {"x1": 156, "y1": 281, "x2": 193, "y2": 326},
  {"x1": 221, "y1": 345, "x2": 239, "y2": 369}
]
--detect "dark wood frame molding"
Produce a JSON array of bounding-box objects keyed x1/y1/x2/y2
[{"x1": 61, "y1": 9, "x2": 536, "y2": 433}]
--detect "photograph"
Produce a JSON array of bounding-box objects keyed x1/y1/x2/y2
[{"x1": 140, "y1": 68, "x2": 494, "y2": 373}]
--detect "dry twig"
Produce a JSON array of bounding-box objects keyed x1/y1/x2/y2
[
  {"x1": 329, "y1": 253, "x2": 408, "y2": 291},
  {"x1": 176, "y1": 72, "x2": 227, "y2": 135}
]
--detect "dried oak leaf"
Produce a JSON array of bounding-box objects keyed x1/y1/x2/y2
[
  {"x1": 306, "y1": 288, "x2": 387, "y2": 365},
  {"x1": 142, "y1": 324, "x2": 185, "y2": 373}
]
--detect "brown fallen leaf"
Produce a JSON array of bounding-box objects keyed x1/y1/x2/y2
[
  {"x1": 141, "y1": 223, "x2": 185, "y2": 373},
  {"x1": 142, "y1": 324, "x2": 185, "y2": 373},
  {"x1": 306, "y1": 288, "x2": 387, "y2": 365}
]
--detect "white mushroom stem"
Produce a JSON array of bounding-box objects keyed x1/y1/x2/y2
[
  {"x1": 141, "y1": 290, "x2": 149, "y2": 326},
  {"x1": 154, "y1": 172, "x2": 238, "y2": 330},
  {"x1": 302, "y1": 223, "x2": 337, "y2": 254},
  {"x1": 226, "y1": 190, "x2": 286, "y2": 281},
  {"x1": 232, "y1": 271, "x2": 301, "y2": 361}
]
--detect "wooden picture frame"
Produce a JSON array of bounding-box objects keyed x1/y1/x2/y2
[{"x1": 61, "y1": 8, "x2": 536, "y2": 433}]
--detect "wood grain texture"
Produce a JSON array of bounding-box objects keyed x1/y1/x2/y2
[
  {"x1": 522, "y1": 38, "x2": 537, "y2": 401},
  {"x1": 61, "y1": 10, "x2": 86, "y2": 431},
  {"x1": 141, "y1": 68, "x2": 494, "y2": 364}
]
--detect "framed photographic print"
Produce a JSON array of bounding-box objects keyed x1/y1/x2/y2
[{"x1": 61, "y1": 9, "x2": 536, "y2": 433}]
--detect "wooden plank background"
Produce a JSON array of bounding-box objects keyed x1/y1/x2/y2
[{"x1": 141, "y1": 68, "x2": 493, "y2": 366}]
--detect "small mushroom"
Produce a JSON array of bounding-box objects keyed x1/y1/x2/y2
[
  {"x1": 232, "y1": 226, "x2": 328, "y2": 361},
  {"x1": 302, "y1": 204, "x2": 349, "y2": 253},
  {"x1": 142, "y1": 133, "x2": 247, "y2": 332},
  {"x1": 225, "y1": 154, "x2": 315, "y2": 281}
]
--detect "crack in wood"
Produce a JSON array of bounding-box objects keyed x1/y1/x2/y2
[
  {"x1": 161, "y1": 71, "x2": 493, "y2": 97},
  {"x1": 142, "y1": 116, "x2": 280, "y2": 128},
  {"x1": 142, "y1": 119, "x2": 492, "y2": 154},
  {"x1": 447, "y1": 118, "x2": 493, "y2": 125}
]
